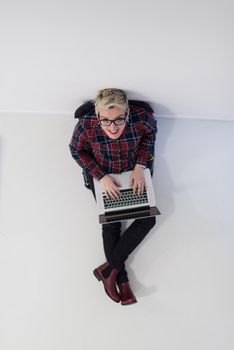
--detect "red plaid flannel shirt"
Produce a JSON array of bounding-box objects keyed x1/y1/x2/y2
[{"x1": 69, "y1": 104, "x2": 157, "y2": 180}]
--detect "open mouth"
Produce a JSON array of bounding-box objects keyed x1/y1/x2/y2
[{"x1": 109, "y1": 130, "x2": 119, "y2": 134}]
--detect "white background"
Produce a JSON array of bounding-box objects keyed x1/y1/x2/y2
[
  {"x1": 0, "y1": 115, "x2": 234, "y2": 350},
  {"x1": 0, "y1": 0, "x2": 234, "y2": 349},
  {"x1": 0, "y1": 0, "x2": 234, "y2": 120}
]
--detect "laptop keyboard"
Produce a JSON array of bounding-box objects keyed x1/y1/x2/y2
[{"x1": 103, "y1": 188, "x2": 148, "y2": 209}]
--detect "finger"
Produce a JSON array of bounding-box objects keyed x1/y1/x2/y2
[
  {"x1": 110, "y1": 187, "x2": 120, "y2": 199},
  {"x1": 138, "y1": 181, "x2": 145, "y2": 195},
  {"x1": 105, "y1": 190, "x2": 111, "y2": 199},
  {"x1": 112, "y1": 190, "x2": 120, "y2": 199},
  {"x1": 107, "y1": 181, "x2": 121, "y2": 197},
  {"x1": 107, "y1": 189, "x2": 116, "y2": 200},
  {"x1": 131, "y1": 178, "x2": 137, "y2": 194},
  {"x1": 113, "y1": 179, "x2": 121, "y2": 187},
  {"x1": 140, "y1": 181, "x2": 145, "y2": 195},
  {"x1": 133, "y1": 184, "x2": 137, "y2": 195},
  {"x1": 112, "y1": 185, "x2": 121, "y2": 197},
  {"x1": 111, "y1": 192, "x2": 117, "y2": 200},
  {"x1": 106, "y1": 187, "x2": 116, "y2": 199},
  {"x1": 137, "y1": 184, "x2": 142, "y2": 196}
]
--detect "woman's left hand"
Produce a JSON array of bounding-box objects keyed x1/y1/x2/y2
[{"x1": 130, "y1": 164, "x2": 146, "y2": 195}]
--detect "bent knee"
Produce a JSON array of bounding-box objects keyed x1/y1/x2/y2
[
  {"x1": 148, "y1": 216, "x2": 156, "y2": 229},
  {"x1": 137, "y1": 216, "x2": 156, "y2": 230},
  {"x1": 102, "y1": 222, "x2": 121, "y2": 235}
]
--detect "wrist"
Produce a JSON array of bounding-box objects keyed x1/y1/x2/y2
[
  {"x1": 135, "y1": 163, "x2": 146, "y2": 169},
  {"x1": 100, "y1": 174, "x2": 108, "y2": 181}
]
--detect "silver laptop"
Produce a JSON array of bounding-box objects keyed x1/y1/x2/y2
[{"x1": 93, "y1": 168, "x2": 161, "y2": 224}]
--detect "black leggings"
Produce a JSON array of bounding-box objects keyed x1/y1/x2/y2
[{"x1": 90, "y1": 176, "x2": 156, "y2": 284}]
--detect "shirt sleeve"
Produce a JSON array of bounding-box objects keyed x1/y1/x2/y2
[
  {"x1": 69, "y1": 122, "x2": 106, "y2": 180},
  {"x1": 136, "y1": 112, "x2": 157, "y2": 167}
]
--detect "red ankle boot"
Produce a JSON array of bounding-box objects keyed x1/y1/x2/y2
[
  {"x1": 118, "y1": 282, "x2": 137, "y2": 305},
  {"x1": 93, "y1": 262, "x2": 120, "y2": 303}
]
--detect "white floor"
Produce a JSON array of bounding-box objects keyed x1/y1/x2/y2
[{"x1": 0, "y1": 114, "x2": 234, "y2": 350}]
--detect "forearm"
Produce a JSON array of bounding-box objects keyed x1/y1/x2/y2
[{"x1": 69, "y1": 144, "x2": 106, "y2": 180}]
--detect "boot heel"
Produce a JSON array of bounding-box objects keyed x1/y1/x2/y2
[{"x1": 93, "y1": 269, "x2": 101, "y2": 281}]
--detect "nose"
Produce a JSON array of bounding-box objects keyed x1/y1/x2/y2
[{"x1": 110, "y1": 122, "x2": 118, "y2": 131}]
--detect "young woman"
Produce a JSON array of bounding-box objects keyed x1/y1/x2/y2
[{"x1": 69, "y1": 88, "x2": 157, "y2": 305}]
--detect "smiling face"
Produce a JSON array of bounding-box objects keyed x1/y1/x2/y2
[{"x1": 99, "y1": 106, "x2": 127, "y2": 139}]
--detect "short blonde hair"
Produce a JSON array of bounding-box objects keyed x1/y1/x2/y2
[{"x1": 94, "y1": 88, "x2": 129, "y2": 116}]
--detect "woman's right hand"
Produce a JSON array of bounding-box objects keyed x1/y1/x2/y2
[{"x1": 100, "y1": 175, "x2": 121, "y2": 199}]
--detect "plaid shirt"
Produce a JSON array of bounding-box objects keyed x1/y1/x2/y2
[{"x1": 69, "y1": 104, "x2": 157, "y2": 180}]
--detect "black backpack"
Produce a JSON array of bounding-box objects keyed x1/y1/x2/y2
[{"x1": 74, "y1": 99, "x2": 154, "y2": 119}]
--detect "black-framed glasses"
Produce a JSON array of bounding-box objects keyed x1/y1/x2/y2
[
  {"x1": 98, "y1": 108, "x2": 130, "y2": 126},
  {"x1": 99, "y1": 113, "x2": 128, "y2": 126},
  {"x1": 99, "y1": 116, "x2": 127, "y2": 126}
]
